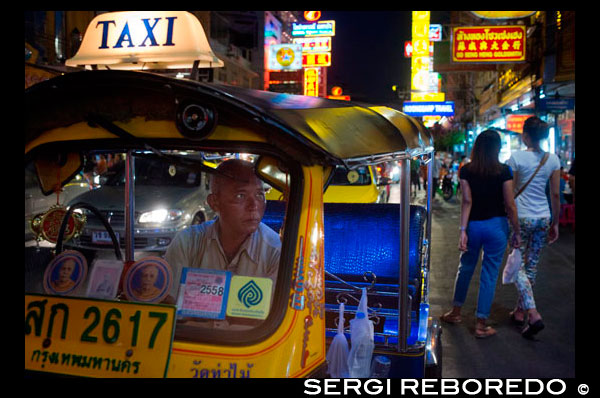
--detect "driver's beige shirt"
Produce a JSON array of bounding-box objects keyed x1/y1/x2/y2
[{"x1": 164, "y1": 219, "x2": 281, "y2": 300}]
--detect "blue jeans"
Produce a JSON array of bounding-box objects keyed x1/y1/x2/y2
[{"x1": 453, "y1": 216, "x2": 509, "y2": 319}]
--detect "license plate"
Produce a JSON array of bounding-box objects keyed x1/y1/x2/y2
[
  {"x1": 92, "y1": 230, "x2": 119, "y2": 244},
  {"x1": 25, "y1": 294, "x2": 176, "y2": 378}
]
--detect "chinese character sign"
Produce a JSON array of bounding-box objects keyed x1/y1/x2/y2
[
  {"x1": 411, "y1": 11, "x2": 431, "y2": 93},
  {"x1": 302, "y1": 52, "x2": 331, "y2": 67},
  {"x1": 452, "y1": 26, "x2": 526, "y2": 63},
  {"x1": 304, "y1": 67, "x2": 319, "y2": 96}
]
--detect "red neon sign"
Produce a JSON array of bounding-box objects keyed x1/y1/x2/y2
[{"x1": 304, "y1": 11, "x2": 321, "y2": 21}]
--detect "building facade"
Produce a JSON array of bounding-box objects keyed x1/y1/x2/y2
[{"x1": 433, "y1": 11, "x2": 575, "y2": 164}]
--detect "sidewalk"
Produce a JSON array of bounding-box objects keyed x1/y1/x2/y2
[
  {"x1": 388, "y1": 183, "x2": 576, "y2": 377},
  {"x1": 426, "y1": 190, "x2": 576, "y2": 378}
]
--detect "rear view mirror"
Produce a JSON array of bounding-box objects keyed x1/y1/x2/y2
[
  {"x1": 34, "y1": 152, "x2": 83, "y2": 196},
  {"x1": 256, "y1": 155, "x2": 289, "y2": 194}
]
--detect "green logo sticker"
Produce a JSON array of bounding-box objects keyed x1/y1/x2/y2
[{"x1": 227, "y1": 276, "x2": 272, "y2": 320}]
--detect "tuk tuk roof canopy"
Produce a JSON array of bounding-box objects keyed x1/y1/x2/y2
[
  {"x1": 25, "y1": 70, "x2": 433, "y2": 166},
  {"x1": 65, "y1": 11, "x2": 224, "y2": 70}
]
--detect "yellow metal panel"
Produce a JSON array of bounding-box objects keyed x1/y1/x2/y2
[{"x1": 167, "y1": 165, "x2": 326, "y2": 378}]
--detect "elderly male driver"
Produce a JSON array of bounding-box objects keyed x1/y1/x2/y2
[{"x1": 164, "y1": 159, "x2": 281, "y2": 305}]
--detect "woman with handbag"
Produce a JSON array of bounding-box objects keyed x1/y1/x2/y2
[
  {"x1": 440, "y1": 130, "x2": 521, "y2": 338},
  {"x1": 506, "y1": 116, "x2": 561, "y2": 339}
]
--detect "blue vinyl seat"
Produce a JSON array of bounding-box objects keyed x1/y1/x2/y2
[{"x1": 263, "y1": 201, "x2": 427, "y2": 284}]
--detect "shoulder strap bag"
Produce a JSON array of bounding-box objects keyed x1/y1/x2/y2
[{"x1": 514, "y1": 152, "x2": 549, "y2": 198}]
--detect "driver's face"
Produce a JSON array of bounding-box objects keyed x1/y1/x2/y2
[{"x1": 210, "y1": 173, "x2": 266, "y2": 239}]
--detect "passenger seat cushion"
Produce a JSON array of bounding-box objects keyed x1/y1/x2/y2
[{"x1": 263, "y1": 201, "x2": 427, "y2": 283}]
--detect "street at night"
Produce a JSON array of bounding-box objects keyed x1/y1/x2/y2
[{"x1": 25, "y1": 10, "x2": 578, "y2": 390}]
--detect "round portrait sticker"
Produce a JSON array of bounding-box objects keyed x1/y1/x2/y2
[
  {"x1": 43, "y1": 250, "x2": 88, "y2": 296},
  {"x1": 124, "y1": 257, "x2": 172, "y2": 303}
]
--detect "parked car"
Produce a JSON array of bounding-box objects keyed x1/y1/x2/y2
[{"x1": 66, "y1": 152, "x2": 214, "y2": 253}]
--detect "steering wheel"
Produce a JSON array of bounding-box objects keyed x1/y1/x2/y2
[{"x1": 55, "y1": 202, "x2": 123, "y2": 261}]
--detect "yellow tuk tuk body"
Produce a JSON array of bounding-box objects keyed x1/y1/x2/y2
[{"x1": 25, "y1": 12, "x2": 439, "y2": 379}]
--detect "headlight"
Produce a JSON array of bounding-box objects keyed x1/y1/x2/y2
[{"x1": 139, "y1": 209, "x2": 183, "y2": 224}]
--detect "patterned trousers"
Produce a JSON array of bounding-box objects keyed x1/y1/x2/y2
[{"x1": 514, "y1": 217, "x2": 550, "y2": 311}]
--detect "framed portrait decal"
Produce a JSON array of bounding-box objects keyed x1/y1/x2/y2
[
  {"x1": 124, "y1": 257, "x2": 172, "y2": 303},
  {"x1": 43, "y1": 250, "x2": 88, "y2": 296},
  {"x1": 85, "y1": 259, "x2": 124, "y2": 300}
]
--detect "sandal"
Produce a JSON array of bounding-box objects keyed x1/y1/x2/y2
[
  {"x1": 475, "y1": 325, "x2": 497, "y2": 339},
  {"x1": 522, "y1": 319, "x2": 545, "y2": 340},
  {"x1": 440, "y1": 311, "x2": 462, "y2": 324},
  {"x1": 509, "y1": 311, "x2": 525, "y2": 327}
]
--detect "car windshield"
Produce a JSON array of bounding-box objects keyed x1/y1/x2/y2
[
  {"x1": 25, "y1": 148, "x2": 291, "y2": 344},
  {"x1": 330, "y1": 165, "x2": 372, "y2": 186},
  {"x1": 103, "y1": 155, "x2": 202, "y2": 188}
]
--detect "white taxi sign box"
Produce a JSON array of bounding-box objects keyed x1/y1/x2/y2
[{"x1": 65, "y1": 11, "x2": 224, "y2": 70}]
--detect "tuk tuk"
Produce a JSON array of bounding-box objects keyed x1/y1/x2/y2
[{"x1": 24, "y1": 11, "x2": 440, "y2": 378}]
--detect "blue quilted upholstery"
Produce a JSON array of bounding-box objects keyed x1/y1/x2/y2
[{"x1": 263, "y1": 201, "x2": 426, "y2": 283}]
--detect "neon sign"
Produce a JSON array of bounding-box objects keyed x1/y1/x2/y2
[
  {"x1": 452, "y1": 26, "x2": 526, "y2": 63},
  {"x1": 411, "y1": 11, "x2": 430, "y2": 93},
  {"x1": 293, "y1": 37, "x2": 332, "y2": 53},
  {"x1": 292, "y1": 20, "x2": 335, "y2": 37},
  {"x1": 302, "y1": 52, "x2": 331, "y2": 67},
  {"x1": 403, "y1": 101, "x2": 455, "y2": 117},
  {"x1": 304, "y1": 11, "x2": 322, "y2": 21},
  {"x1": 268, "y1": 44, "x2": 303, "y2": 71},
  {"x1": 304, "y1": 67, "x2": 319, "y2": 96}
]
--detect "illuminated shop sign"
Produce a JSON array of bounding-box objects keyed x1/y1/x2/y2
[
  {"x1": 302, "y1": 52, "x2": 331, "y2": 67},
  {"x1": 452, "y1": 25, "x2": 526, "y2": 63},
  {"x1": 268, "y1": 44, "x2": 303, "y2": 71},
  {"x1": 506, "y1": 114, "x2": 534, "y2": 133},
  {"x1": 411, "y1": 11, "x2": 430, "y2": 93},
  {"x1": 293, "y1": 37, "x2": 332, "y2": 53},
  {"x1": 304, "y1": 11, "x2": 322, "y2": 21},
  {"x1": 411, "y1": 92, "x2": 445, "y2": 102},
  {"x1": 327, "y1": 86, "x2": 350, "y2": 100},
  {"x1": 538, "y1": 98, "x2": 575, "y2": 111},
  {"x1": 304, "y1": 67, "x2": 320, "y2": 96},
  {"x1": 404, "y1": 41, "x2": 434, "y2": 57},
  {"x1": 471, "y1": 11, "x2": 536, "y2": 19},
  {"x1": 403, "y1": 101, "x2": 455, "y2": 117},
  {"x1": 429, "y1": 24, "x2": 442, "y2": 41},
  {"x1": 292, "y1": 20, "x2": 335, "y2": 37}
]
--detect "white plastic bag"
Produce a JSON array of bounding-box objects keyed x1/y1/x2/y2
[
  {"x1": 347, "y1": 288, "x2": 374, "y2": 378},
  {"x1": 326, "y1": 302, "x2": 350, "y2": 378},
  {"x1": 502, "y1": 248, "x2": 522, "y2": 284}
]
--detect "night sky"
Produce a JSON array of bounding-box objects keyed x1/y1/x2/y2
[
  {"x1": 322, "y1": 11, "x2": 451, "y2": 105},
  {"x1": 323, "y1": 11, "x2": 412, "y2": 104}
]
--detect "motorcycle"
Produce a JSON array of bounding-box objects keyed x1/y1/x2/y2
[{"x1": 437, "y1": 172, "x2": 458, "y2": 201}]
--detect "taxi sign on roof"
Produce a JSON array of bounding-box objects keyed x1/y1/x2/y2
[{"x1": 65, "y1": 11, "x2": 224, "y2": 70}]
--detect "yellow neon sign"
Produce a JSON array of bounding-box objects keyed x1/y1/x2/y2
[
  {"x1": 411, "y1": 11, "x2": 430, "y2": 93},
  {"x1": 304, "y1": 67, "x2": 319, "y2": 96}
]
